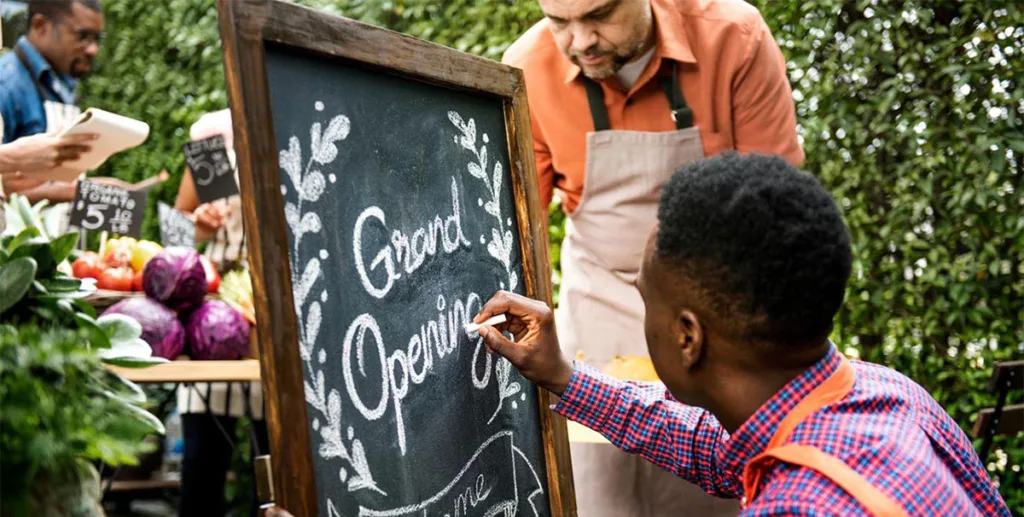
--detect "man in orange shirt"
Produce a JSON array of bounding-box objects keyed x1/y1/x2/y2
[{"x1": 502, "y1": 0, "x2": 802, "y2": 515}]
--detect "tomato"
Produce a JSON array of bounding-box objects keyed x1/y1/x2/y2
[
  {"x1": 130, "y1": 240, "x2": 163, "y2": 272},
  {"x1": 103, "y1": 246, "x2": 133, "y2": 269},
  {"x1": 199, "y1": 255, "x2": 221, "y2": 293},
  {"x1": 72, "y1": 251, "x2": 106, "y2": 280},
  {"x1": 98, "y1": 267, "x2": 135, "y2": 291},
  {"x1": 132, "y1": 269, "x2": 145, "y2": 292}
]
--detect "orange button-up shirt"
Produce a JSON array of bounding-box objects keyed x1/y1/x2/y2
[{"x1": 502, "y1": 0, "x2": 804, "y2": 213}]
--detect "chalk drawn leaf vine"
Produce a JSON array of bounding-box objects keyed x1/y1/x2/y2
[
  {"x1": 449, "y1": 110, "x2": 523, "y2": 423},
  {"x1": 282, "y1": 103, "x2": 385, "y2": 496}
]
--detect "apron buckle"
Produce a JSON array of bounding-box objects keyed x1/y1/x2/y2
[{"x1": 670, "y1": 107, "x2": 693, "y2": 127}]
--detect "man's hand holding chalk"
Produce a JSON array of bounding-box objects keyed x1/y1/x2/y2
[{"x1": 471, "y1": 291, "x2": 574, "y2": 396}]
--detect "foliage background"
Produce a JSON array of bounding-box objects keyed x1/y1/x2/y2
[{"x1": 39, "y1": 0, "x2": 1021, "y2": 511}]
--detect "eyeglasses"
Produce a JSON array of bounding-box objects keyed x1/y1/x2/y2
[{"x1": 53, "y1": 18, "x2": 105, "y2": 45}]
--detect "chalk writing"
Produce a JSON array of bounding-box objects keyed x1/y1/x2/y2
[
  {"x1": 70, "y1": 180, "x2": 146, "y2": 238},
  {"x1": 353, "y1": 177, "x2": 470, "y2": 299}
]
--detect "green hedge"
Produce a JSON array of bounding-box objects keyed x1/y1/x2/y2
[{"x1": 79, "y1": 0, "x2": 1022, "y2": 511}]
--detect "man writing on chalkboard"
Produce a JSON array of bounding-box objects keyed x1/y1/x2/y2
[
  {"x1": 470, "y1": 153, "x2": 1011, "y2": 517},
  {"x1": 501, "y1": 0, "x2": 801, "y2": 514}
]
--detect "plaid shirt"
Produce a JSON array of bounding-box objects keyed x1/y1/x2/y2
[{"x1": 554, "y1": 346, "x2": 1010, "y2": 516}]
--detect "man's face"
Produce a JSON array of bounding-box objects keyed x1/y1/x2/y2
[
  {"x1": 637, "y1": 228, "x2": 701, "y2": 405},
  {"x1": 34, "y1": 2, "x2": 104, "y2": 78},
  {"x1": 539, "y1": 0, "x2": 654, "y2": 80}
]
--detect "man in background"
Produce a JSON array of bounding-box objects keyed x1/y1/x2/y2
[{"x1": 0, "y1": 0, "x2": 105, "y2": 205}]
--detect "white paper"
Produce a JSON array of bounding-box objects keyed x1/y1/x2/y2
[{"x1": 58, "y1": 108, "x2": 150, "y2": 172}]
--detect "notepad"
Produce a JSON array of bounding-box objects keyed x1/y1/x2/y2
[{"x1": 57, "y1": 108, "x2": 150, "y2": 176}]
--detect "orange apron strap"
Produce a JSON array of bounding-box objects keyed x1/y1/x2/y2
[
  {"x1": 766, "y1": 358, "x2": 856, "y2": 452},
  {"x1": 745, "y1": 444, "x2": 911, "y2": 517}
]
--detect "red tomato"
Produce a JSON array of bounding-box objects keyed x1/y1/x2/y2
[
  {"x1": 98, "y1": 267, "x2": 135, "y2": 291},
  {"x1": 72, "y1": 251, "x2": 105, "y2": 280},
  {"x1": 103, "y1": 246, "x2": 133, "y2": 269},
  {"x1": 199, "y1": 255, "x2": 221, "y2": 293},
  {"x1": 132, "y1": 269, "x2": 145, "y2": 292}
]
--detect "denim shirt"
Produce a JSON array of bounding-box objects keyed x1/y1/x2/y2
[{"x1": 0, "y1": 37, "x2": 79, "y2": 143}]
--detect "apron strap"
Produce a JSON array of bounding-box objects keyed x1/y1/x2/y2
[
  {"x1": 743, "y1": 444, "x2": 911, "y2": 517},
  {"x1": 657, "y1": 61, "x2": 692, "y2": 129},
  {"x1": 582, "y1": 60, "x2": 692, "y2": 132},
  {"x1": 14, "y1": 45, "x2": 53, "y2": 104}
]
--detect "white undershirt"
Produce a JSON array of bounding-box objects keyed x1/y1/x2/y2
[{"x1": 616, "y1": 45, "x2": 657, "y2": 89}]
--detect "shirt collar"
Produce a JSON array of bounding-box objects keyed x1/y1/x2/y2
[
  {"x1": 15, "y1": 36, "x2": 78, "y2": 101},
  {"x1": 561, "y1": 0, "x2": 698, "y2": 84},
  {"x1": 716, "y1": 344, "x2": 844, "y2": 476}
]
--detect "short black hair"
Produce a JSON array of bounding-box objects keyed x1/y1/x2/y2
[
  {"x1": 655, "y1": 152, "x2": 852, "y2": 346},
  {"x1": 27, "y1": 0, "x2": 101, "y2": 27}
]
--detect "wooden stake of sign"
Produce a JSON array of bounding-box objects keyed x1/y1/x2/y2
[{"x1": 217, "y1": 1, "x2": 575, "y2": 516}]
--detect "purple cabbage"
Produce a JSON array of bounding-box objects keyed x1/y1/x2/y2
[
  {"x1": 185, "y1": 300, "x2": 251, "y2": 360},
  {"x1": 102, "y1": 297, "x2": 186, "y2": 360},
  {"x1": 143, "y1": 247, "x2": 207, "y2": 311}
]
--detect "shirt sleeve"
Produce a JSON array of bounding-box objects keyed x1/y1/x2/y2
[
  {"x1": 0, "y1": 86, "x2": 15, "y2": 144},
  {"x1": 553, "y1": 362, "x2": 741, "y2": 498},
  {"x1": 731, "y1": 15, "x2": 804, "y2": 167}
]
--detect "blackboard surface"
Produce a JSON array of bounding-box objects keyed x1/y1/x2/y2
[
  {"x1": 158, "y1": 202, "x2": 196, "y2": 248},
  {"x1": 183, "y1": 135, "x2": 239, "y2": 203},
  {"x1": 69, "y1": 180, "x2": 146, "y2": 238},
  {"x1": 265, "y1": 45, "x2": 551, "y2": 517}
]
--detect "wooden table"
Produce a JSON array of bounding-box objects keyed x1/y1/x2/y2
[{"x1": 105, "y1": 358, "x2": 261, "y2": 383}]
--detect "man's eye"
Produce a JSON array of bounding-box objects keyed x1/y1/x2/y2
[{"x1": 548, "y1": 17, "x2": 568, "y2": 27}]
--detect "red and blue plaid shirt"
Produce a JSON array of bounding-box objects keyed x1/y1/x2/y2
[{"x1": 553, "y1": 346, "x2": 1011, "y2": 516}]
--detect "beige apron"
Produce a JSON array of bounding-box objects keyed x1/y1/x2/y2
[{"x1": 556, "y1": 62, "x2": 739, "y2": 517}]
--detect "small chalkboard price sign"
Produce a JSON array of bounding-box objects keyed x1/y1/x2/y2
[
  {"x1": 69, "y1": 180, "x2": 146, "y2": 238},
  {"x1": 182, "y1": 135, "x2": 238, "y2": 203},
  {"x1": 158, "y1": 202, "x2": 196, "y2": 248},
  {"x1": 217, "y1": 1, "x2": 576, "y2": 516}
]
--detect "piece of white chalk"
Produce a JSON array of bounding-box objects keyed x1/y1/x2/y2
[{"x1": 463, "y1": 314, "x2": 507, "y2": 335}]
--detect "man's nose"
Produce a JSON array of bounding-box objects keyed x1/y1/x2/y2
[{"x1": 568, "y1": 22, "x2": 599, "y2": 54}]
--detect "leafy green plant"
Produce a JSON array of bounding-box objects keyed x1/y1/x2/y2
[
  {"x1": 0, "y1": 195, "x2": 168, "y2": 515},
  {"x1": 0, "y1": 324, "x2": 165, "y2": 516}
]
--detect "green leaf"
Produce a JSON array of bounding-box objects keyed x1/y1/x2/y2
[
  {"x1": 0, "y1": 257, "x2": 38, "y2": 314},
  {"x1": 9, "y1": 238, "x2": 55, "y2": 277},
  {"x1": 73, "y1": 298, "x2": 97, "y2": 319},
  {"x1": 7, "y1": 227, "x2": 41, "y2": 253},
  {"x1": 38, "y1": 276, "x2": 87, "y2": 293},
  {"x1": 48, "y1": 233, "x2": 80, "y2": 264},
  {"x1": 96, "y1": 314, "x2": 143, "y2": 345},
  {"x1": 0, "y1": 248, "x2": 8, "y2": 267},
  {"x1": 74, "y1": 313, "x2": 112, "y2": 350},
  {"x1": 101, "y1": 391, "x2": 166, "y2": 435},
  {"x1": 100, "y1": 356, "x2": 170, "y2": 368}
]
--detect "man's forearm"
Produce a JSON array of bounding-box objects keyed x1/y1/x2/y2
[{"x1": 553, "y1": 362, "x2": 741, "y2": 498}]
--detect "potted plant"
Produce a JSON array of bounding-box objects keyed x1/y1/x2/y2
[{"x1": 0, "y1": 195, "x2": 166, "y2": 517}]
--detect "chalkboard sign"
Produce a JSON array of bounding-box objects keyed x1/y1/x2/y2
[
  {"x1": 218, "y1": 2, "x2": 575, "y2": 516},
  {"x1": 69, "y1": 180, "x2": 146, "y2": 238},
  {"x1": 183, "y1": 135, "x2": 238, "y2": 203},
  {"x1": 158, "y1": 202, "x2": 196, "y2": 248}
]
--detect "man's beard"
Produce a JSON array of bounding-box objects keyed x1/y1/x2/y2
[
  {"x1": 572, "y1": 40, "x2": 649, "y2": 80},
  {"x1": 69, "y1": 57, "x2": 94, "y2": 79}
]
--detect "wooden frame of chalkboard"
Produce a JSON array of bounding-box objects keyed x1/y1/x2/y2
[{"x1": 217, "y1": 1, "x2": 576, "y2": 516}]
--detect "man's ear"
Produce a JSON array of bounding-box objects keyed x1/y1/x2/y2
[
  {"x1": 29, "y1": 14, "x2": 52, "y2": 36},
  {"x1": 677, "y1": 310, "x2": 704, "y2": 370}
]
